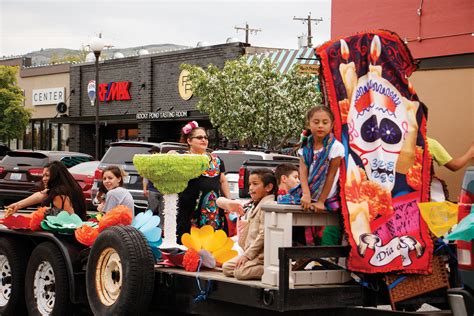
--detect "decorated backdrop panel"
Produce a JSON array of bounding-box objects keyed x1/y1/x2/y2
[{"x1": 317, "y1": 30, "x2": 433, "y2": 273}]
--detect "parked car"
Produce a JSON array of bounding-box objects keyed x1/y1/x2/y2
[
  {"x1": 0, "y1": 144, "x2": 10, "y2": 161},
  {"x1": 212, "y1": 150, "x2": 299, "y2": 199},
  {"x1": 0, "y1": 150, "x2": 93, "y2": 207},
  {"x1": 448, "y1": 165, "x2": 474, "y2": 315},
  {"x1": 69, "y1": 160, "x2": 100, "y2": 210},
  {"x1": 91, "y1": 141, "x2": 188, "y2": 212}
]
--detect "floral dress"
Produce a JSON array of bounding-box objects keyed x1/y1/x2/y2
[{"x1": 177, "y1": 153, "x2": 227, "y2": 243}]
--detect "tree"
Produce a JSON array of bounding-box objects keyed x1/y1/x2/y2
[
  {"x1": 0, "y1": 66, "x2": 31, "y2": 142},
  {"x1": 182, "y1": 57, "x2": 321, "y2": 150}
]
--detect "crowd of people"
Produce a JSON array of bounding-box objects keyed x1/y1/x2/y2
[{"x1": 3, "y1": 104, "x2": 473, "y2": 283}]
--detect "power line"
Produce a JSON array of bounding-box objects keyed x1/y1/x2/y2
[
  {"x1": 293, "y1": 12, "x2": 323, "y2": 48},
  {"x1": 235, "y1": 22, "x2": 262, "y2": 44}
]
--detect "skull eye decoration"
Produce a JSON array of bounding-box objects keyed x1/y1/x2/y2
[
  {"x1": 379, "y1": 118, "x2": 401, "y2": 145},
  {"x1": 361, "y1": 115, "x2": 379, "y2": 143}
]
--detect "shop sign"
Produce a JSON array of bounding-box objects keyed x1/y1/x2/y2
[
  {"x1": 298, "y1": 64, "x2": 319, "y2": 75},
  {"x1": 178, "y1": 70, "x2": 193, "y2": 100},
  {"x1": 98, "y1": 81, "x2": 131, "y2": 102},
  {"x1": 32, "y1": 87, "x2": 65, "y2": 106},
  {"x1": 136, "y1": 111, "x2": 188, "y2": 120}
]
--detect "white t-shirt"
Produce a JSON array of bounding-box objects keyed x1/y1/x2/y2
[{"x1": 298, "y1": 139, "x2": 345, "y2": 199}]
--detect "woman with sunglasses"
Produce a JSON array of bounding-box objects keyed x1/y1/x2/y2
[{"x1": 176, "y1": 121, "x2": 231, "y2": 243}]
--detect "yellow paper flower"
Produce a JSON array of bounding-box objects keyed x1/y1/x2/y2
[{"x1": 181, "y1": 225, "x2": 238, "y2": 265}]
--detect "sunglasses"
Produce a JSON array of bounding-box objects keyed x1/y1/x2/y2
[{"x1": 191, "y1": 135, "x2": 209, "y2": 140}]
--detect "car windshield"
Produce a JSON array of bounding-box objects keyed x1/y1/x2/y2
[
  {"x1": 1, "y1": 152, "x2": 48, "y2": 166},
  {"x1": 102, "y1": 145, "x2": 152, "y2": 164},
  {"x1": 214, "y1": 153, "x2": 263, "y2": 173}
]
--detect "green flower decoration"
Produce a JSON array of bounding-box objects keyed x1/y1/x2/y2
[
  {"x1": 41, "y1": 211, "x2": 97, "y2": 234},
  {"x1": 133, "y1": 154, "x2": 210, "y2": 194}
]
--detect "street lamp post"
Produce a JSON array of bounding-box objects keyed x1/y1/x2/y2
[{"x1": 90, "y1": 37, "x2": 105, "y2": 160}]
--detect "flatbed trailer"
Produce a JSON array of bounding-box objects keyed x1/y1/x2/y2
[{"x1": 0, "y1": 203, "x2": 455, "y2": 315}]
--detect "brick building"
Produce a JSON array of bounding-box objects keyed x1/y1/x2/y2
[{"x1": 58, "y1": 42, "x2": 247, "y2": 158}]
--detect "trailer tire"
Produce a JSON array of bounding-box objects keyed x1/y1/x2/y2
[
  {"x1": 25, "y1": 242, "x2": 71, "y2": 316},
  {"x1": 0, "y1": 238, "x2": 28, "y2": 316},
  {"x1": 86, "y1": 225, "x2": 155, "y2": 315}
]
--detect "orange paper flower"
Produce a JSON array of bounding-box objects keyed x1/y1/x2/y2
[
  {"x1": 75, "y1": 225, "x2": 99, "y2": 247},
  {"x1": 98, "y1": 205, "x2": 133, "y2": 232},
  {"x1": 406, "y1": 146, "x2": 423, "y2": 191},
  {"x1": 30, "y1": 207, "x2": 48, "y2": 231}
]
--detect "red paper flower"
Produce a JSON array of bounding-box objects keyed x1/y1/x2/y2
[
  {"x1": 30, "y1": 207, "x2": 48, "y2": 231},
  {"x1": 98, "y1": 205, "x2": 133, "y2": 232},
  {"x1": 0, "y1": 215, "x2": 31, "y2": 230},
  {"x1": 277, "y1": 189, "x2": 288, "y2": 196},
  {"x1": 182, "y1": 249, "x2": 201, "y2": 272},
  {"x1": 75, "y1": 225, "x2": 99, "y2": 246}
]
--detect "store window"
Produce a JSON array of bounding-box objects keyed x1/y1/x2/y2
[
  {"x1": 23, "y1": 124, "x2": 32, "y2": 149},
  {"x1": 51, "y1": 123, "x2": 59, "y2": 150}
]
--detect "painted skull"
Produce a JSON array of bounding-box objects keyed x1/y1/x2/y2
[{"x1": 345, "y1": 36, "x2": 408, "y2": 191}]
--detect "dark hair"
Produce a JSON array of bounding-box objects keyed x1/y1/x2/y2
[
  {"x1": 42, "y1": 161, "x2": 87, "y2": 220},
  {"x1": 249, "y1": 168, "x2": 277, "y2": 195},
  {"x1": 102, "y1": 166, "x2": 125, "y2": 186},
  {"x1": 179, "y1": 126, "x2": 207, "y2": 146},
  {"x1": 301, "y1": 105, "x2": 335, "y2": 147},
  {"x1": 274, "y1": 163, "x2": 299, "y2": 185}
]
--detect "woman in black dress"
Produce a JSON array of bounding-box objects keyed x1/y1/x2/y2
[{"x1": 176, "y1": 121, "x2": 231, "y2": 243}]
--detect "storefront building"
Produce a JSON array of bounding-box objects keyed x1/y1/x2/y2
[
  {"x1": 0, "y1": 57, "x2": 70, "y2": 151},
  {"x1": 61, "y1": 42, "x2": 248, "y2": 158}
]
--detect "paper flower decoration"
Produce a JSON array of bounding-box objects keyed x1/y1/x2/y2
[
  {"x1": 98, "y1": 205, "x2": 133, "y2": 232},
  {"x1": 75, "y1": 224, "x2": 99, "y2": 246},
  {"x1": 30, "y1": 207, "x2": 48, "y2": 231},
  {"x1": 132, "y1": 210, "x2": 163, "y2": 260},
  {"x1": 181, "y1": 225, "x2": 238, "y2": 268},
  {"x1": 41, "y1": 211, "x2": 97, "y2": 234},
  {"x1": 0, "y1": 214, "x2": 31, "y2": 230},
  {"x1": 183, "y1": 248, "x2": 201, "y2": 272},
  {"x1": 133, "y1": 154, "x2": 209, "y2": 194}
]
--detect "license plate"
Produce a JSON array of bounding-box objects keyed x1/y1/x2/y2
[
  {"x1": 229, "y1": 182, "x2": 238, "y2": 192},
  {"x1": 10, "y1": 173, "x2": 22, "y2": 180}
]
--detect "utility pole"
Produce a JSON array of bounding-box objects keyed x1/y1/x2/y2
[
  {"x1": 293, "y1": 12, "x2": 323, "y2": 48},
  {"x1": 235, "y1": 22, "x2": 262, "y2": 44}
]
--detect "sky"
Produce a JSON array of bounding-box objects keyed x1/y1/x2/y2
[{"x1": 0, "y1": 0, "x2": 332, "y2": 57}]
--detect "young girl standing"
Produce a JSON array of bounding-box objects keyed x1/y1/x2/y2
[{"x1": 218, "y1": 169, "x2": 276, "y2": 280}]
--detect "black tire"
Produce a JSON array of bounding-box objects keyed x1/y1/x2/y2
[
  {"x1": 0, "y1": 238, "x2": 28, "y2": 316},
  {"x1": 86, "y1": 225, "x2": 155, "y2": 315},
  {"x1": 25, "y1": 242, "x2": 71, "y2": 316}
]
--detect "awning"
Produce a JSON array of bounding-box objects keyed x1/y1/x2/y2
[{"x1": 247, "y1": 48, "x2": 319, "y2": 74}]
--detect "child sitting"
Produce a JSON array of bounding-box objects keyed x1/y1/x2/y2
[{"x1": 218, "y1": 169, "x2": 276, "y2": 280}]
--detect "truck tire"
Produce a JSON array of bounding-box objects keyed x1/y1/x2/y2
[
  {"x1": 0, "y1": 238, "x2": 28, "y2": 316},
  {"x1": 25, "y1": 242, "x2": 71, "y2": 316},
  {"x1": 86, "y1": 225, "x2": 155, "y2": 315}
]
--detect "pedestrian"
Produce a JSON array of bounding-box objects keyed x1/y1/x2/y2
[{"x1": 143, "y1": 146, "x2": 165, "y2": 228}]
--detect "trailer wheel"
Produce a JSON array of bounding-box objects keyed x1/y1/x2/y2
[
  {"x1": 0, "y1": 238, "x2": 28, "y2": 316},
  {"x1": 25, "y1": 242, "x2": 71, "y2": 316},
  {"x1": 86, "y1": 225, "x2": 155, "y2": 315}
]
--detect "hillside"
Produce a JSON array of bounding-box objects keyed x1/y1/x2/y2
[{"x1": 24, "y1": 44, "x2": 189, "y2": 65}]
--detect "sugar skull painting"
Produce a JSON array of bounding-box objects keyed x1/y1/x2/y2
[{"x1": 317, "y1": 31, "x2": 432, "y2": 273}]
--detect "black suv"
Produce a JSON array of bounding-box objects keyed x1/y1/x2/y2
[
  {"x1": 91, "y1": 141, "x2": 188, "y2": 211},
  {"x1": 0, "y1": 150, "x2": 93, "y2": 206}
]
